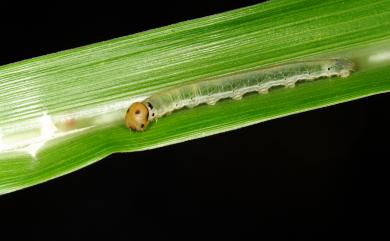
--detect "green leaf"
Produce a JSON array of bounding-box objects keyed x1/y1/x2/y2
[{"x1": 1, "y1": 0, "x2": 390, "y2": 195}]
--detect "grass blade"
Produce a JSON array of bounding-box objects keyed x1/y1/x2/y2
[{"x1": 1, "y1": 0, "x2": 390, "y2": 194}]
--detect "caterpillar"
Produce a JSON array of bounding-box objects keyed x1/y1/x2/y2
[{"x1": 125, "y1": 59, "x2": 356, "y2": 131}]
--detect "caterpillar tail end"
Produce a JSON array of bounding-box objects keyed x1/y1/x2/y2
[
  {"x1": 336, "y1": 58, "x2": 357, "y2": 78},
  {"x1": 125, "y1": 102, "x2": 150, "y2": 132}
]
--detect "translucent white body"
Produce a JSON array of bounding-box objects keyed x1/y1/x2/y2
[{"x1": 143, "y1": 59, "x2": 355, "y2": 120}]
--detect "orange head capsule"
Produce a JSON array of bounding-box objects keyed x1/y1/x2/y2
[{"x1": 125, "y1": 102, "x2": 149, "y2": 131}]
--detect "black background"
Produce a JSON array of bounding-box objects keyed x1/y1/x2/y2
[{"x1": 0, "y1": 1, "x2": 389, "y2": 240}]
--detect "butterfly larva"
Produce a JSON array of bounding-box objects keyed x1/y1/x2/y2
[{"x1": 125, "y1": 59, "x2": 356, "y2": 131}]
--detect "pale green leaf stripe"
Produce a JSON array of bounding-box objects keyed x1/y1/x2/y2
[{"x1": 1, "y1": 0, "x2": 390, "y2": 194}]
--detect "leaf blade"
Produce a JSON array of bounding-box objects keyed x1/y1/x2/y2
[{"x1": 1, "y1": 0, "x2": 390, "y2": 194}]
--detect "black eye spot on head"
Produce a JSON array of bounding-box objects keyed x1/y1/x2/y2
[
  {"x1": 147, "y1": 102, "x2": 153, "y2": 109},
  {"x1": 152, "y1": 113, "x2": 155, "y2": 117},
  {"x1": 141, "y1": 124, "x2": 144, "y2": 128},
  {"x1": 135, "y1": 110, "x2": 140, "y2": 115},
  {"x1": 328, "y1": 67, "x2": 331, "y2": 71}
]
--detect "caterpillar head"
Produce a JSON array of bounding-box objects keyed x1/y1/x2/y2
[{"x1": 125, "y1": 102, "x2": 149, "y2": 131}]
